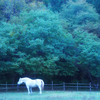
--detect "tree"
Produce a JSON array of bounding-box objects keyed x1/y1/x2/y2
[
  {"x1": 73, "y1": 29, "x2": 100, "y2": 84},
  {"x1": 86, "y1": 0, "x2": 100, "y2": 14},
  {"x1": 43, "y1": 0, "x2": 66, "y2": 12},
  {"x1": 0, "y1": 0, "x2": 27, "y2": 21},
  {"x1": 59, "y1": 0, "x2": 100, "y2": 83},
  {"x1": 60, "y1": 0, "x2": 100, "y2": 33},
  {"x1": 0, "y1": 9, "x2": 78, "y2": 83}
]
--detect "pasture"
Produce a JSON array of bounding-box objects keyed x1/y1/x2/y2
[{"x1": 0, "y1": 91, "x2": 100, "y2": 100}]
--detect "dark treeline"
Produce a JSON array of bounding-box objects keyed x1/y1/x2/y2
[{"x1": 0, "y1": 0, "x2": 100, "y2": 87}]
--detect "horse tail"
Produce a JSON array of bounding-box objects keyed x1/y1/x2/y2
[{"x1": 41, "y1": 80, "x2": 44, "y2": 90}]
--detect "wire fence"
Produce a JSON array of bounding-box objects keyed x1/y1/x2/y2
[{"x1": 0, "y1": 82, "x2": 99, "y2": 92}]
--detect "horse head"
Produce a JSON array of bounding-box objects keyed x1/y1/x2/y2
[{"x1": 17, "y1": 78, "x2": 23, "y2": 85}]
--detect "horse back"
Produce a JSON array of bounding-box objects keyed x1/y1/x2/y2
[{"x1": 26, "y1": 79, "x2": 44, "y2": 88}]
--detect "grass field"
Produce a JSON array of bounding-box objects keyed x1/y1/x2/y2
[{"x1": 0, "y1": 91, "x2": 100, "y2": 100}]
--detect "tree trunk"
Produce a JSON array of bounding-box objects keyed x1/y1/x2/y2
[
  {"x1": 88, "y1": 71, "x2": 97, "y2": 89},
  {"x1": 12, "y1": 74, "x2": 17, "y2": 86}
]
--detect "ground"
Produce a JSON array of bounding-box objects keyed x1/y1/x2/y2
[{"x1": 0, "y1": 91, "x2": 100, "y2": 100}]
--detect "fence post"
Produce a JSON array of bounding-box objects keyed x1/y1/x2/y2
[
  {"x1": 17, "y1": 84, "x2": 19, "y2": 91},
  {"x1": 90, "y1": 82, "x2": 91, "y2": 91},
  {"x1": 6, "y1": 82, "x2": 7, "y2": 92},
  {"x1": 63, "y1": 82, "x2": 65, "y2": 90},
  {"x1": 51, "y1": 81, "x2": 53, "y2": 90},
  {"x1": 77, "y1": 82, "x2": 78, "y2": 91},
  {"x1": 96, "y1": 83, "x2": 99, "y2": 90}
]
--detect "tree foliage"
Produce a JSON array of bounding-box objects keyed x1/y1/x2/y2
[
  {"x1": 0, "y1": 0, "x2": 100, "y2": 83},
  {"x1": 60, "y1": 0, "x2": 99, "y2": 32},
  {"x1": 43, "y1": 0, "x2": 66, "y2": 12},
  {"x1": 59, "y1": 0, "x2": 100, "y2": 83},
  {"x1": 86, "y1": 0, "x2": 100, "y2": 14},
  {"x1": 73, "y1": 29, "x2": 100, "y2": 77},
  {"x1": 0, "y1": 0, "x2": 28, "y2": 21},
  {"x1": 0, "y1": 9, "x2": 78, "y2": 83}
]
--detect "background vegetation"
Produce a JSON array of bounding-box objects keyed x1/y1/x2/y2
[{"x1": 0, "y1": 0, "x2": 100, "y2": 86}]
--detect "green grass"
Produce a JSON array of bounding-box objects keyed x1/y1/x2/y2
[{"x1": 0, "y1": 91, "x2": 100, "y2": 100}]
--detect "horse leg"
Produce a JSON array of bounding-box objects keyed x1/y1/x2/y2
[
  {"x1": 26, "y1": 86, "x2": 30, "y2": 95},
  {"x1": 30, "y1": 87, "x2": 33, "y2": 94},
  {"x1": 38, "y1": 86, "x2": 42, "y2": 94}
]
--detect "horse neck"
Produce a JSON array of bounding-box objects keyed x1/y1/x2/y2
[{"x1": 22, "y1": 78, "x2": 30, "y2": 83}]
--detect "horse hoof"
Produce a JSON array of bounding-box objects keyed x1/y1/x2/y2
[{"x1": 39, "y1": 93, "x2": 42, "y2": 95}]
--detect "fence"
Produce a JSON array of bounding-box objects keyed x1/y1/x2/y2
[{"x1": 0, "y1": 82, "x2": 99, "y2": 92}]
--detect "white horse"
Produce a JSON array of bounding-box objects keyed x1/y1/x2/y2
[{"x1": 17, "y1": 77, "x2": 44, "y2": 95}]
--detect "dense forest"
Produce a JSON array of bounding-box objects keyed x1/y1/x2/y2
[{"x1": 0, "y1": 0, "x2": 100, "y2": 87}]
